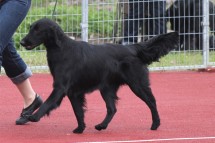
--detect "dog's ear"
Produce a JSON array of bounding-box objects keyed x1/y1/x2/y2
[{"x1": 50, "y1": 25, "x2": 63, "y2": 47}]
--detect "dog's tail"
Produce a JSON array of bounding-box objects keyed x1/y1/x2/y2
[{"x1": 129, "y1": 32, "x2": 179, "y2": 65}]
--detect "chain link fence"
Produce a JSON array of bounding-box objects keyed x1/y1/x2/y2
[{"x1": 13, "y1": 0, "x2": 215, "y2": 72}]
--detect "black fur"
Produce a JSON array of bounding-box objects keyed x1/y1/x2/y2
[{"x1": 20, "y1": 18, "x2": 179, "y2": 134}]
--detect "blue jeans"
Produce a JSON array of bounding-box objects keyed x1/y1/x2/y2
[{"x1": 0, "y1": 0, "x2": 32, "y2": 84}]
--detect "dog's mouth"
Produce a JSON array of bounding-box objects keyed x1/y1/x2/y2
[
  {"x1": 24, "y1": 44, "x2": 40, "y2": 50},
  {"x1": 25, "y1": 45, "x2": 37, "y2": 50},
  {"x1": 22, "y1": 44, "x2": 40, "y2": 50},
  {"x1": 20, "y1": 40, "x2": 40, "y2": 50}
]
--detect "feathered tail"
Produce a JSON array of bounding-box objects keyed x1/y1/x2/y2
[{"x1": 129, "y1": 32, "x2": 179, "y2": 65}]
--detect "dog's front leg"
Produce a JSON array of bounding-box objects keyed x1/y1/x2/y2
[
  {"x1": 28, "y1": 88, "x2": 65, "y2": 122},
  {"x1": 67, "y1": 93, "x2": 86, "y2": 134}
]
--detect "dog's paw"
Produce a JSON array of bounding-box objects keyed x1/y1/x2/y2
[
  {"x1": 95, "y1": 124, "x2": 107, "y2": 131},
  {"x1": 28, "y1": 115, "x2": 40, "y2": 122},
  {"x1": 73, "y1": 127, "x2": 85, "y2": 134},
  {"x1": 151, "y1": 120, "x2": 160, "y2": 130}
]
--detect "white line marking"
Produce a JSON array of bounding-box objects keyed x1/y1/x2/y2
[{"x1": 78, "y1": 136, "x2": 215, "y2": 143}]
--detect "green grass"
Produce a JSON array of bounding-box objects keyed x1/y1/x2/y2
[
  {"x1": 19, "y1": 51, "x2": 47, "y2": 67},
  {"x1": 151, "y1": 52, "x2": 204, "y2": 67},
  {"x1": 15, "y1": 4, "x2": 115, "y2": 50}
]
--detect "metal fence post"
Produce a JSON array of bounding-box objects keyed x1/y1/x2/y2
[
  {"x1": 202, "y1": 0, "x2": 210, "y2": 67},
  {"x1": 81, "y1": 0, "x2": 88, "y2": 42}
]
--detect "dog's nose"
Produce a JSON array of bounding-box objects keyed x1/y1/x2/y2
[{"x1": 20, "y1": 40, "x2": 26, "y2": 47}]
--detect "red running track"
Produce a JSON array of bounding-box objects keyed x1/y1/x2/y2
[{"x1": 0, "y1": 71, "x2": 215, "y2": 143}]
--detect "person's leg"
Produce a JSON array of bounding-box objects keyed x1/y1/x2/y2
[
  {"x1": 0, "y1": 0, "x2": 30, "y2": 66},
  {"x1": 17, "y1": 79, "x2": 36, "y2": 108},
  {"x1": 2, "y1": 39, "x2": 36, "y2": 108},
  {"x1": 145, "y1": 0, "x2": 166, "y2": 39},
  {"x1": 2, "y1": 42, "x2": 43, "y2": 126},
  {"x1": 122, "y1": 0, "x2": 144, "y2": 44},
  {"x1": 0, "y1": 0, "x2": 42, "y2": 124}
]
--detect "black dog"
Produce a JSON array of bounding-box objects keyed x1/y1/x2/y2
[
  {"x1": 166, "y1": 0, "x2": 215, "y2": 51},
  {"x1": 20, "y1": 18, "x2": 179, "y2": 134}
]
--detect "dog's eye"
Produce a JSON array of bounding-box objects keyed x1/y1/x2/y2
[
  {"x1": 34, "y1": 24, "x2": 39, "y2": 32},
  {"x1": 29, "y1": 24, "x2": 39, "y2": 33}
]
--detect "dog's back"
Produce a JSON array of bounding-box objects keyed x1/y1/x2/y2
[{"x1": 54, "y1": 32, "x2": 178, "y2": 93}]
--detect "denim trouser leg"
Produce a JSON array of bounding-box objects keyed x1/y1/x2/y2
[
  {"x1": 123, "y1": 0, "x2": 166, "y2": 43},
  {"x1": 145, "y1": 1, "x2": 167, "y2": 37},
  {"x1": 123, "y1": 0, "x2": 144, "y2": 43},
  {"x1": 0, "y1": 0, "x2": 32, "y2": 84}
]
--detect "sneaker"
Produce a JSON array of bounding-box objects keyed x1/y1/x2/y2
[{"x1": 15, "y1": 94, "x2": 43, "y2": 125}]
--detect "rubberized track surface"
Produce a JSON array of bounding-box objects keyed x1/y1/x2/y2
[{"x1": 0, "y1": 71, "x2": 215, "y2": 143}]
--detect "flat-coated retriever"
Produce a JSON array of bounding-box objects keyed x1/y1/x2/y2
[{"x1": 20, "y1": 18, "x2": 179, "y2": 134}]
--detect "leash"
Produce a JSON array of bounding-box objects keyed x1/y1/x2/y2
[{"x1": 52, "y1": 0, "x2": 58, "y2": 20}]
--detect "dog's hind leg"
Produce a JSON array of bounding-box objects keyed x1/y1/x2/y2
[
  {"x1": 67, "y1": 93, "x2": 86, "y2": 134},
  {"x1": 121, "y1": 61, "x2": 160, "y2": 130},
  {"x1": 123, "y1": 64, "x2": 160, "y2": 130},
  {"x1": 95, "y1": 85, "x2": 119, "y2": 131},
  {"x1": 129, "y1": 82, "x2": 160, "y2": 130}
]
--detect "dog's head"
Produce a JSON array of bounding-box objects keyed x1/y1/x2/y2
[{"x1": 20, "y1": 18, "x2": 63, "y2": 50}]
